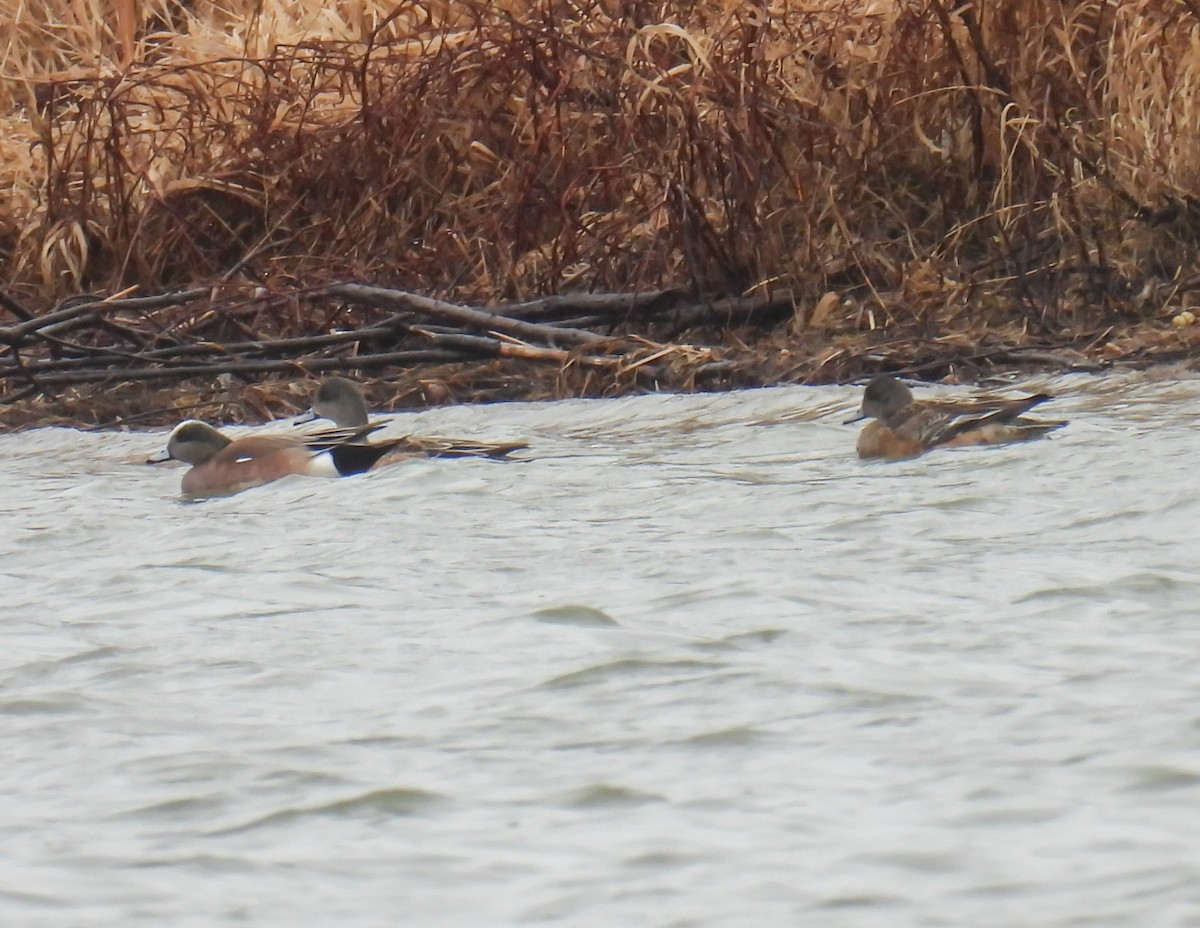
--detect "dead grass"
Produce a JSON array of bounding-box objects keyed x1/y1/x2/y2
[{"x1": 3, "y1": 0, "x2": 1200, "y2": 422}]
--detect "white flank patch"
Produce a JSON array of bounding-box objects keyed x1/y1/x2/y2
[{"x1": 307, "y1": 451, "x2": 343, "y2": 478}]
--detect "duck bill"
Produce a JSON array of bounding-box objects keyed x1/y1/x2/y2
[
  {"x1": 293, "y1": 408, "x2": 320, "y2": 426},
  {"x1": 842, "y1": 412, "x2": 867, "y2": 425},
  {"x1": 146, "y1": 447, "x2": 172, "y2": 464}
]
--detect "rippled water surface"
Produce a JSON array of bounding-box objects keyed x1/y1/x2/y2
[{"x1": 3, "y1": 372, "x2": 1200, "y2": 926}]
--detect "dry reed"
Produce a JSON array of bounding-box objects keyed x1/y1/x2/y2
[{"x1": 3, "y1": 0, "x2": 1200, "y2": 425}]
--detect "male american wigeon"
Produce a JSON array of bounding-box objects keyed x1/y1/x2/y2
[
  {"x1": 846, "y1": 374, "x2": 1066, "y2": 460},
  {"x1": 147, "y1": 419, "x2": 413, "y2": 498},
  {"x1": 294, "y1": 375, "x2": 527, "y2": 460}
]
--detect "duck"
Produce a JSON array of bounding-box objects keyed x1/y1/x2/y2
[
  {"x1": 294, "y1": 376, "x2": 527, "y2": 460},
  {"x1": 846, "y1": 374, "x2": 1066, "y2": 460},
  {"x1": 148, "y1": 419, "x2": 414, "y2": 497}
]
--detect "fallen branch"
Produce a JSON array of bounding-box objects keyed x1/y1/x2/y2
[
  {"x1": 324, "y1": 283, "x2": 616, "y2": 347},
  {"x1": 0, "y1": 350, "x2": 468, "y2": 389},
  {"x1": 491, "y1": 289, "x2": 678, "y2": 322},
  {"x1": 0, "y1": 280, "x2": 820, "y2": 406},
  {"x1": 0, "y1": 287, "x2": 208, "y2": 345}
]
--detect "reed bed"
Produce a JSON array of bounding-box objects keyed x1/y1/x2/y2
[{"x1": 2, "y1": 0, "x2": 1200, "y2": 427}]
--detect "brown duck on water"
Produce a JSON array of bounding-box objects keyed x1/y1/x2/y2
[
  {"x1": 148, "y1": 420, "x2": 414, "y2": 497},
  {"x1": 845, "y1": 374, "x2": 1066, "y2": 461}
]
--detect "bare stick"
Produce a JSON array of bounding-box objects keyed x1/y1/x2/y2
[
  {"x1": 0, "y1": 288, "x2": 209, "y2": 345},
  {"x1": 325, "y1": 283, "x2": 615, "y2": 347},
  {"x1": 490, "y1": 289, "x2": 677, "y2": 322},
  {"x1": 0, "y1": 350, "x2": 468, "y2": 391}
]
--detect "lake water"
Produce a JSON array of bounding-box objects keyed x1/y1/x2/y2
[{"x1": 2, "y1": 372, "x2": 1199, "y2": 926}]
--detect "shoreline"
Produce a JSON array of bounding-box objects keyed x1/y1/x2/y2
[
  {"x1": 2, "y1": 298, "x2": 1195, "y2": 432},
  {"x1": 5, "y1": 3, "x2": 1200, "y2": 429}
]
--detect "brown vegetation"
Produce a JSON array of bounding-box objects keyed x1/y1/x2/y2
[{"x1": 3, "y1": 0, "x2": 1200, "y2": 428}]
